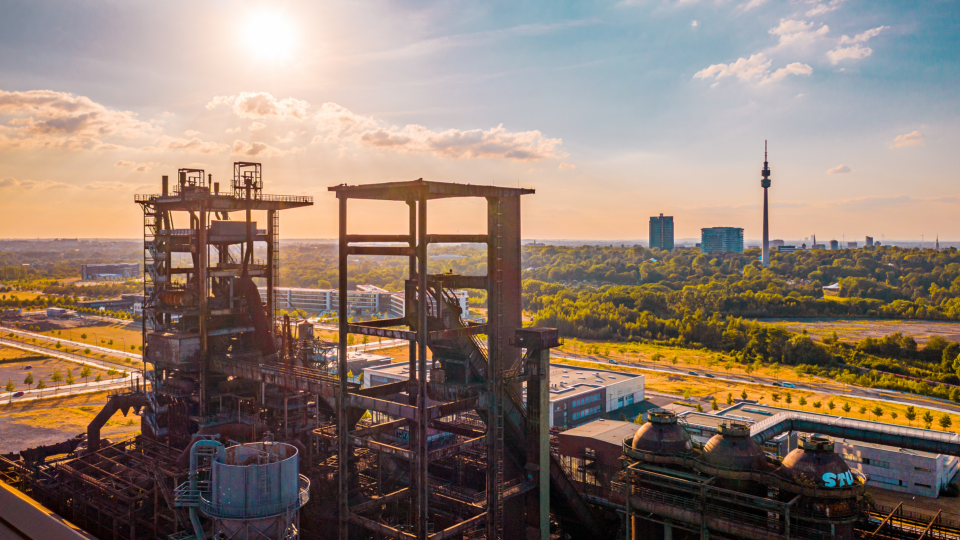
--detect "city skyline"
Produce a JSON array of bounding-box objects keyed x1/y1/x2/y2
[{"x1": 1, "y1": 1, "x2": 958, "y2": 241}]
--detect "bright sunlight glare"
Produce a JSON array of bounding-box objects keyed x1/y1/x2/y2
[{"x1": 242, "y1": 12, "x2": 295, "y2": 60}]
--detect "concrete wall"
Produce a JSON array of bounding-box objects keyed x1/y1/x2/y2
[{"x1": 834, "y1": 439, "x2": 951, "y2": 498}]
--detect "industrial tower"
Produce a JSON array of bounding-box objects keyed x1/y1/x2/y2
[{"x1": 761, "y1": 141, "x2": 772, "y2": 267}]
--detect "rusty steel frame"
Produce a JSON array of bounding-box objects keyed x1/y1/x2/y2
[{"x1": 330, "y1": 179, "x2": 544, "y2": 540}]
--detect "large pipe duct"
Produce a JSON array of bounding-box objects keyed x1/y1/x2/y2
[
  {"x1": 87, "y1": 393, "x2": 146, "y2": 453},
  {"x1": 751, "y1": 411, "x2": 960, "y2": 456},
  {"x1": 189, "y1": 439, "x2": 224, "y2": 540}
]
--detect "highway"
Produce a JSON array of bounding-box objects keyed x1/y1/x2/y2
[
  {"x1": 0, "y1": 337, "x2": 142, "y2": 404},
  {"x1": 551, "y1": 351, "x2": 960, "y2": 418}
]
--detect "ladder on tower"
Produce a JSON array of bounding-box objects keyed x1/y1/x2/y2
[{"x1": 492, "y1": 198, "x2": 505, "y2": 540}]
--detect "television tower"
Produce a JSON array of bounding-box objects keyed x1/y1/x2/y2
[{"x1": 761, "y1": 141, "x2": 771, "y2": 266}]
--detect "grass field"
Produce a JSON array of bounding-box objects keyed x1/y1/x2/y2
[
  {"x1": 0, "y1": 348, "x2": 123, "y2": 394},
  {"x1": 0, "y1": 389, "x2": 141, "y2": 453},
  {"x1": 753, "y1": 318, "x2": 960, "y2": 344},
  {"x1": 0, "y1": 291, "x2": 45, "y2": 301},
  {"x1": 552, "y1": 356, "x2": 960, "y2": 430},
  {"x1": 2, "y1": 332, "x2": 138, "y2": 367}
]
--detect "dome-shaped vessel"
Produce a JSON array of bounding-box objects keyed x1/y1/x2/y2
[
  {"x1": 631, "y1": 409, "x2": 693, "y2": 455},
  {"x1": 778, "y1": 435, "x2": 857, "y2": 489},
  {"x1": 700, "y1": 421, "x2": 767, "y2": 471}
]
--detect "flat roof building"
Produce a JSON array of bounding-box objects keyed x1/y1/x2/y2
[
  {"x1": 649, "y1": 214, "x2": 674, "y2": 252},
  {"x1": 700, "y1": 227, "x2": 744, "y2": 254},
  {"x1": 363, "y1": 362, "x2": 644, "y2": 429},
  {"x1": 80, "y1": 263, "x2": 139, "y2": 281},
  {"x1": 262, "y1": 286, "x2": 468, "y2": 318}
]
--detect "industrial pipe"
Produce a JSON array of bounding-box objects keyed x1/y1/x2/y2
[
  {"x1": 750, "y1": 411, "x2": 960, "y2": 457},
  {"x1": 188, "y1": 439, "x2": 223, "y2": 540}
]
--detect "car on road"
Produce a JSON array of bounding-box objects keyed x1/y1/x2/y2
[
  {"x1": 781, "y1": 382, "x2": 796, "y2": 388},
  {"x1": 705, "y1": 373, "x2": 715, "y2": 378},
  {"x1": 609, "y1": 359, "x2": 618, "y2": 365},
  {"x1": 12, "y1": 391, "x2": 24, "y2": 397},
  {"x1": 24, "y1": 365, "x2": 31, "y2": 370},
  {"x1": 688, "y1": 371, "x2": 699, "y2": 376},
  {"x1": 772, "y1": 382, "x2": 782, "y2": 387}
]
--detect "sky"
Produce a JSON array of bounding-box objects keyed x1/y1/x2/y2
[{"x1": 0, "y1": 0, "x2": 958, "y2": 242}]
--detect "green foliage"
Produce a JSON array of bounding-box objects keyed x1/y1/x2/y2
[
  {"x1": 842, "y1": 402, "x2": 851, "y2": 413},
  {"x1": 939, "y1": 413, "x2": 953, "y2": 430},
  {"x1": 24, "y1": 373, "x2": 33, "y2": 387},
  {"x1": 5, "y1": 379, "x2": 14, "y2": 392}
]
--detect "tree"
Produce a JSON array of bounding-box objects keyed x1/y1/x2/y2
[
  {"x1": 828, "y1": 400, "x2": 836, "y2": 411},
  {"x1": 741, "y1": 390, "x2": 748, "y2": 400},
  {"x1": 66, "y1": 370, "x2": 75, "y2": 385},
  {"x1": 871, "y1": 406, "x2": 883, "y2": 420},
  {"x1": 24, "y1": 373, "x2": 34, "y2": 389},
  {"x1": 81, "y1": 333, "x2": 87, "y2": 340},
  {"x1": 785, "y1": 393, "x2": 792, "y2": 405},
  {"x1": 842, "y1": 402, "x2": 851, "y2": 414},
  {"x1": 890, "y1": 412, "x2": 898, "y2": 421},
  {"x1": 771, "y1": 393, "x2": 780, "y2": 402},
  {"x1": 696, "y1": 403, "x2": 704, "y2": 412},
  {"x1": 81, "y1": 366, "x2": 91, "y2": 384},
  {"x1": 634, "y1": 413, "x2": 645, "y2": 425},
  {"x1": 905, "y1": 406, "x2": 917, "y2": 426},
  {"x1": 724, "y1": 361, "x2": 734, "y2": 373},
  {"x1": 95, "y1": 373, "x2": 103, "y2": 383},
  {"x1": 51, "y1": 369, "x2": 63, "y2": 388},
  {"x1": 798, "y1": 396, "x2": 807, "y2": 408},
  {"x1": 923, "y1": 411, "x2": 935, "y2": 429},
  {"x1": 726, "y1": 393, "x2": 733, "y2": 405},
  {"x1": 858, "y1": 406, "x2": 867, "y2": 416},
  {"x1": 682, "y1": 389, "x2": 691, "y2": 400},
  {"x1": 711, "y1": 399, "x2": 719, "y2": 411},
  {"x1": 671, "y1": 356, "x2": 678, "y2": 365},
  {"x1": 771, "y1": 363, "x2": 781, "y2": 379},
  {"x1": 5, "y1": 379, "x2": 13, "y2": 392},
  {"x1": 347, "y1": 334, "x2": 355, "y2": 346},
  {"x1": 83, "y1": 348, "x2": 91, "y2": 355},
  {"x1": 107, "y1": 368, "x2": 117, "y2": 376},
  {"x1": 36, "y1": 379, "x2": 46, "y2": 390},
  {"x1": 362, "y1": 335, "x2": 369, "y2": 350},
  {"x1": 813, "y1": 401, "x2": 822, "y2": 409},
  {"x1": 938, "y1": 414, "x2": 952, "y2": 431},
  {"x1": 651, "y1": 352, "x2": 663, "y2": 363},
  {"x1": 55, "y1": 341, "x2": 61, "y2": 349}
]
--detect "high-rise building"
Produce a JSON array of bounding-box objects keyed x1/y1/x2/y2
[
  {"x1": 830, "y1": 239, "x2": 839, "y2": 250},
  {"x1": 847, "y1": 241, "x2": 858, "y2": 249},
  {"x1": 761, "y1": 141, "x2": 772, "y2": 266},
  {"x1": 701, "y1": 227, "x2": 744, "y2": 254},
  {"x1": 649, "y1": 214, "x2": 674, "y2": 251},
  {"x1": 866, "y1": 236, "x2": 874, "y2": 247},
  {"x1": 771, "y1": 239, "x2": 785, "y2": 248}
]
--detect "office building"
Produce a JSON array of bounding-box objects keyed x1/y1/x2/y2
[
  {"x1": 649, "y1": 214, "x2": 674, "y2": 251},
  {"x1": 866, "y1": 236, "x2": 874, "y2": 247},
  {"x1": 777, "y1": 245, "x2": 798, "y2": 253},
  {"x1": 770, "y1": 239, "x2": 785, "y2": 248},
  {"x1": 847, "y1": 241, "x2": 858, "y2": 249},
  {"x1": 80, "y1": 263, "x2": 139, "y2": 280},
  {"x1": 830, "y1": 239, "x2": 839, "y2": 250},
  {"x1": 261, "y1": 285, "x2": 469, "y2": 318},
  {"x1": 700, "y1": 227, "x2": 744, "y2": 254},
  {"x1": 363, "y1": 362, "x2": 644, "y2": 429}
]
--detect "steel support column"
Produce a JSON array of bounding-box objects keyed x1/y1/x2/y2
[
  {"x1": 525, "y1": 346, "x2": 550, "y2": 540},
  {"x1": 338, "y1": 195, "x2": 350, "y2": 540},
  {"x1": 416, "y1": 196, "x2": 429, "y2": 539}
]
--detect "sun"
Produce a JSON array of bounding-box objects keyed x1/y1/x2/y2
[{"x1": 242, "y1": 12, "x2": 295, "y2": 60}]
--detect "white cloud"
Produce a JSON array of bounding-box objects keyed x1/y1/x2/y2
[
  {"x1": 890, "y1": 131, "x2": 924, "y2": 148},
  {"x1": 827, "y1": 164, "x2": 852, "y2": 174},
  {"x1": 0, "y1": 89, "x2": 158, "y2": 151},
  {"x1": 805, "y1": 0, "x2": 846, "y2": 16},
  {"x1": 740, "y1": 0, "x2": 768, "y2": 10},
  {"x1": 231, "y1": 139, "x2": 298, "y2": 157},
  {"x1": 691, "y1": 20, "x2": 699, "y2": 27},
  {"x1": 839, "y1": 26, "x2": 888, "y2": 45},
  {"x1": 559, "y1": 162, "x2": 576, "y2": 170},
  {"x1": 115, "y1": 160, "x2": 158, "y2": 172},
  {"x1": 694, "y1": 53, "x2": 812, "y2": 85},
  {"x1": 313, "y1": 102, "x2": 563, "y2": 161},
  {"x1": 0, "y1": 176, "x2": 73, "y2": 190},
  {"x1": 249, "y1": 122, "x2": 266, "y2": 131},
  {"x1": 275, "y1": 131, "x2": 302, "y2": 144},
  {"x1": 206, "y1": 92, "x2": 310, "y2": 120},
  {"x1": 225, "y1": 126, "x2": 241, "y2": 134},
  {"x1": 828, "y1": 26, "x2": 887, "y2": 64},
  {"x1": 143, "y1": 135, "x2": 229, "y2": 155},
  {"x1": 768, "y1": 19, "x2": 830, "y2": 49},
  {"x1": 84, "y1": 181, "x2": 126, "y2": 190},
  {"x1": 826, "y1": 44, "x2": 872, "y2": 64},
  {"x1": 184, "y1": 129, "x2": 200, "y2": 137}
]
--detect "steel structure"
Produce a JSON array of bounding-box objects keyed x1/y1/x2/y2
[{"x1": 327, "y1": 179, "x2": 604, "y2": 540}]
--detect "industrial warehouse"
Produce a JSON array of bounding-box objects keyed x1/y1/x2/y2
[{"x1": 3, "y1": 162, "x2": 960, "y2": 540}]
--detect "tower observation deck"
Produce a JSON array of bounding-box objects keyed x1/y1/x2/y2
[{"x1": 761, "y1": 141, "x2": 772, "y2": 267}]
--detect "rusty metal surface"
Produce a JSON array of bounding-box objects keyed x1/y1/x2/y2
[{"x1": 329, "y1": 179, "x2": 534, "y2": 201}]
